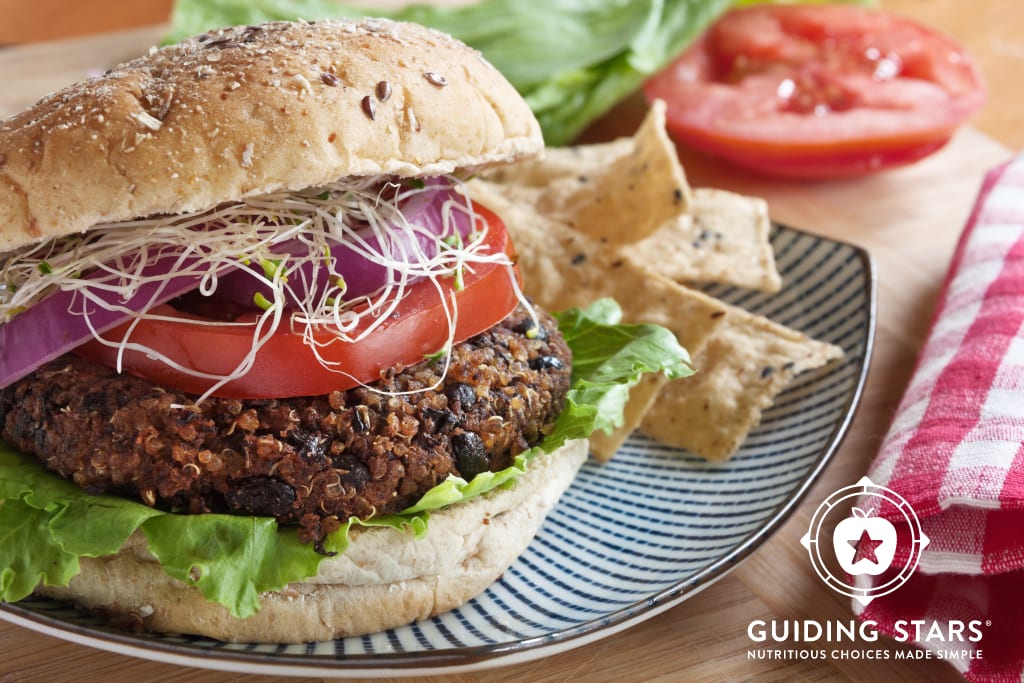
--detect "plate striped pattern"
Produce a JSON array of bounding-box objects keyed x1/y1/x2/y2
[{"x1": 0, "y1": 225, "x2": 876, "y2": 676}]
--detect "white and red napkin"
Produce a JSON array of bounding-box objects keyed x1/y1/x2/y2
[{"x1": 854, "y1": 153, "x2": 1024, "y2": 682}]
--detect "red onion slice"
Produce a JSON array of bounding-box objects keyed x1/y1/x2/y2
[{"x1": 0, "y1": 250, "x2": 211, "y2": 389}]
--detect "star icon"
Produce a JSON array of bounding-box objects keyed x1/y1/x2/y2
[{"x1": 850, "y1": 529, "x2": 884, "y2": 564}]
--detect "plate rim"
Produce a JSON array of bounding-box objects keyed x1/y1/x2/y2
[{"x1": 0, "y1": 224, "x2": 878, "y2": 678}]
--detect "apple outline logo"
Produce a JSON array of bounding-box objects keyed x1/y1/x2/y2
[{"x1": 800, "y1": 476, "x2": 929, "y2": 606}]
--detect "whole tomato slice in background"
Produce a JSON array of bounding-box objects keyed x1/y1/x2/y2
[
  {"x1": 75, "y1": 203, "x2": 521, "y2": 399},
  {"x1": 643, "y1": 5, "x2": 987, "y2": 179}
]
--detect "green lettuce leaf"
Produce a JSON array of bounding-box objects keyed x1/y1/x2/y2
[
  {"x1": 0, "y1": 499, "x2": 80, "y2": 601},
  {"x1": 0, "y1": 299, "x2": 691, "y2": 617}
]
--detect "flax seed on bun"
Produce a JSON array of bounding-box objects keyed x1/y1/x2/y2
[{"x1": 0, "y1": 18, "x2": 543, "y2": 253}]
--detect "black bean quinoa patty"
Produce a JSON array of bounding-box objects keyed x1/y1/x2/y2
[{"x1": 0, "y1": 305, "x2": 571, "y2": 546}]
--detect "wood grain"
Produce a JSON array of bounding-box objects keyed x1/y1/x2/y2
[{"x1": 0, "y1": 2, "x2": 1018, "y2": 681}]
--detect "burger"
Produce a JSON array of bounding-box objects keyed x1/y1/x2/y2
[{"x1": 0, "y1": 19, "x2": 686, "y2": 643}]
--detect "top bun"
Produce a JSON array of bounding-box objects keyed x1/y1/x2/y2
[{"x1": 0, "y1": 19, "x2": 543, "y2": 253}]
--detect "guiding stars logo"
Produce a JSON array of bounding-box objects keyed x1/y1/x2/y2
[{"x1": 801, "y1": 477, "x2": 930, "y2": 605}]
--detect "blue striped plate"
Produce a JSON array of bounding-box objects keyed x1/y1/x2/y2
[{"x1": 0, "y1": 224, "x2": 875, "y2": 677}]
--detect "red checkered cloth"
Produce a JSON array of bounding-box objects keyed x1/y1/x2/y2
[{"x1": 853, "y1": 154, "x2": 1024, "y2": 682}]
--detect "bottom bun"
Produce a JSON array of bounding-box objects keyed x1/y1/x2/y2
[{"x1": 37, "y1": 439, "x2": 589, "y2": 643}]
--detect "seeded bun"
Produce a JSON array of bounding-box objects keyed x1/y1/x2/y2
[
  {"x1": 0, "y1": 18, "x2": 543, "y2": 254},
  {"x1": 36, "y1": 439, "x2": 588, "y2": 643}
]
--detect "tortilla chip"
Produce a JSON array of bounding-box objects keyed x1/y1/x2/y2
[
  {"x1": 621, "y1": 188, "x2": 782, "y2": 293},
  {"x1": 488, "y1": 101, "x2": 690, "y2": 246},
  {"x1": 640, "y1": 305, "x2": 844, "y2": 461},
  {"x1": 484, "y1": 109, "x2": 779, "y2": 293},
  {"x1": 469, "y1": 180, "x2": 726, "y2": 354}
]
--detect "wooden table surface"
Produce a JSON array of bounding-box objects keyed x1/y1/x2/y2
[{"x1": 0, "y1": 2, "x2": 1020, "y2": 682}]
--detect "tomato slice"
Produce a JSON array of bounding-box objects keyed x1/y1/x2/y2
[
  {"x1": 75, "y1": 202, "x2": 521, "y2": 398},
  {"x1": 643, "y1": 5, "x2": 987, "y2": 179}
]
